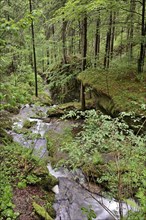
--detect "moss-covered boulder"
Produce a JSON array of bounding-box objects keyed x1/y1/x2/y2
[
  {"x1": 46, "y1": 102, "x2": 81, "y2": 117},
  {"x1": 33, "y1": 202, "x2": 53, "y2": 220},
  {"x1": 32, "y1": 166, "x2": 58, "y2": 191},
  {"x1": 23, "y1": 119, "x2": 37, "y2": 129},
  {"x1": 40, "y1": 173, "x2": 58, "y2": 191}
]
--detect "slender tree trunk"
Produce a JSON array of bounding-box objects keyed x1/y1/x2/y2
[
  {"x1": 45, "y1": 26, "x2": 51, "y2": 65},
  {"x1": 94, "y1": 12, "x2": 100, "y2": 67},
  {"x1": 70, "y1": 27, "x2": 75, "y2": 55},
  {"x1": 52, "y1": 24, "x2": 57, "y2": 62},
  {"x1": 78, "y1": 21, "x2": 82, "y2": 54},
  {"x1": 104, "y1": 11, "x2": 112, "y2": 68},
  {"x1": 80, "y1": 16, "x2": 87, "y2": 111},
  {"x1": 120, "y1": 27, "x2": 124, "y2": 58},
  {"x1": 62, "y1": 18, "x2": 68, "y2": 64},
  {"x1": 29, "y1": 0, "x2": 38, "y2": 97},
  {"x1": 110, "y1": 12, "x2": 116, "y2": 60},
  {"x1": 138, "y1": 0, "x2": 146, "y2": 73},
  {"x1": 7, "y1": 0, "x2": 10, "y2": 21},
  {"x1": 129, "y1": 0, "x2": 136, "y2": 60}
]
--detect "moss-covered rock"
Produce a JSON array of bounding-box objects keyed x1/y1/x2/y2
[
  {"x1": 32, "y1": 166, "x2": 58, "y2": 191},
  {"x1": 78, "y1": 68, "x2": 146, "y2": 114},
  {"x1": 4, "y1": 105, "x2": 20, "y2": 114},
  {"x1": 23, "y1": 120, "x2": 37, "y2": 129},
  {"x1": 33, "y1": 202, "x2": 53, "y2": 220},
  {"x1": 40, "y1": 174, "x2": 58, "y2": 191},
  {"x1": 46, "y1": 102, "x2": 81, "y2": 117}
]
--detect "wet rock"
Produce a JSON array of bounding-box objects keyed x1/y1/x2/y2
[
  {"x1": 40, "y1": 174, "x2": 59, "y2": 191},
  {"x1": 23, "y1": 120, "x2": 37, "y2": 129}
]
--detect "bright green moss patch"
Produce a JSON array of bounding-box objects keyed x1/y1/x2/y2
[{"x1": 33, "y1": 202, "x2": 53, "y2": 220}]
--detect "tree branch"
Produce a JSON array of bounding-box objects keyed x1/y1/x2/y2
[{"x1": 120, "y1": 7, "x2": 142, "y2": 16}]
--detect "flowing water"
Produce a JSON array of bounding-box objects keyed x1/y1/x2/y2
[{"x1": 9, "y1": 104, "x2": 135, "y2": 220}]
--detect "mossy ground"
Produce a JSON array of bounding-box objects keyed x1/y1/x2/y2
[
  {"x1": 0, "y1": 143, "x2": 57, "y2": 220},
  {"x1": 78, "y1": 68, "x2": 146, "y2": 114}
]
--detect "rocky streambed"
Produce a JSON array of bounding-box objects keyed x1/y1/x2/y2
[{"x1": 8, "y1": 104, "x2": 136, "y2": 220}]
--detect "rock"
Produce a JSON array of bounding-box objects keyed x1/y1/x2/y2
[
  {"x1": 32, "y1": 166, "x2": 58, "y2": 191},
  {"x1": 40, "y1": 174, "x2": 58, "y2": 191},
  {"x1": 33, "y1": 202, "x2": 53, "y2": 220},
  {"x1": 23, "y1": 120, "x2": 37, "y2": 129}
]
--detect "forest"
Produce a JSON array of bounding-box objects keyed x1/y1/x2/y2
[{"x1": 0, "y1": 0, "x2": 146, "y2": 220}]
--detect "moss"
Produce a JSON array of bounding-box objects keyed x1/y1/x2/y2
[
  {"x1": 47, "y1": 102, "x2": 81, "y2": 117},
  {"x1": 32, "y1": 165, "x2": 58, "y2": 191},
  {"x1": 33, "y1": 202, "x2": 53, "y2": 220},
  {"x1": 40, "y1": 174, "x2": 58, "y2": 191},
  {"x1": 0, "y1": 110, "x2": 13, "y2": 144},
  {"x1": 23, "y1": 120, "x2": 37, "y2": 129},
  {"x1": 78, "y1": 68, "x2": 146, "y2": 114},
  {"x1": 38, "y1": 91, "x2": 52, "y2": 106},
  {"x1": 0, "y1": 128, "x2": 13, "y2": 144},
  {"x1": 0, "y1": 110, "x2": 12, "y2": 129},
  {"x1": 4, "y1": 105, "x2": 20, "y2": 114}
]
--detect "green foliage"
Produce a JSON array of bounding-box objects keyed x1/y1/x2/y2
[
  {"x1": 0, "y1": 71, "x2": 51, "y2": 110},
  {"x1": 0, "y1": 142, "x2": 51, "y2": 219},
  {"x1": 17, "y1": 180, "x2": 27, "y2": 189},
  {"x1": 81, "y1": 206, "x2": 96, "y2": 220},
  {"x1": 78, "y1": 68, "x2": 146, "y2": 114},
  {"x1": 60, "y1": 109, "x2": 146, "y2": 218},
  {"x1": 33, "y1": 202, "x2": 53, "y2": 220}
]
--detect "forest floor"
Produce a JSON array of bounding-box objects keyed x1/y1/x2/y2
[
  {"x1": 13, "y1": 185, "x2": 50, "y2": 220},
  {"x1": 78, "y1": 68, "x2": 146, "y2": 114}
]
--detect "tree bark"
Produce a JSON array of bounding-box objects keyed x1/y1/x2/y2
[
  {"x1": 104, "y1": 11, "x2": 112, "y2": 68},
  {"x1": 29, "y1": 0, "x2": 38, "y2": 97},
  {"x1": 94, "y1": 12, "x2": 100, "y2": 67},
  {"x1": 110, "y1": 12, "x2": 116, "y2": 60},
  {"x1": 138, "y1": 0, "x2": 146, "y2": 73},
  {"x1": 62, "y1": 18, "x2": 68, "y2": 64},
  {"x1": 129, "y1": 0, "x2": 136, "y2": 60},
  {"x1": 80, "y1": 16, "x2": 87, "y2": 111}
]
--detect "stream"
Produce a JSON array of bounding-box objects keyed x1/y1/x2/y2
[{"x1": 9, "y1": 104, "x2": 135, "y2": 220}]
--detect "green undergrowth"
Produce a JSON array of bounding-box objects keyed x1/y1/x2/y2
[
  {"x1": 0, "y1": 71, "x2": 51, "y2": 112},
  {"x1": 0, "y1": 142, "x2": 57, "y2": 219},
  {"x1": 46, "y1": 56, "x2": 82, "y2": 103},
  {"x1": 58, "y1": 110, "x2": 146, "y2": 219},
  {"x1": 78, "y1": 67, "x2": 146, "y2": 114}
]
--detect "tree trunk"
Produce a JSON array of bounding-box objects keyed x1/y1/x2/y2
[
  {"x1": 110, "y1": 12, "x2": 116, "y2": 60},
  {"x1": 104, "y1": 12, "x2": 112, "y2": 68},
  {"x1": 138, "y1": 0, "x2": 146, "y2": 73},
  {"x1": 80, "y1": 16, "x2": 87, "y2": 111},
  {"x1": 94, "y1": 12, "x2": 100, "y2": 67},
  {"x1": 29, "y1": 0, "x2": 38, "y2": 97},
  {"x1": 70, "y1": 26, "x2": 75, "y2": 55},
  {"x1": 129, "y1": 0, "x2": 136, "y2": 60},
  {"x1": 62, "y1": 18, "x2": 68, "y2": 64}
]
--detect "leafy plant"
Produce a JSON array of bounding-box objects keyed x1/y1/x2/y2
[
  {"x1": 81, "y1": 206, "x2": 96, "y2": 220},
  {"x1": 60, "y1": 109, "x2": 146, "y2": 219}
]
